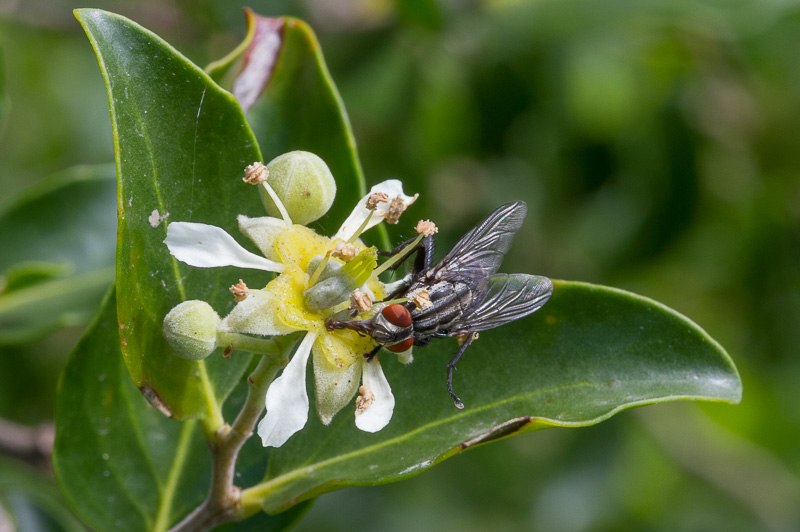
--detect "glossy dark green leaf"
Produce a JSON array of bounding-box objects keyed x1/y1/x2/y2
[
  {"x1": 221, "y1": 12, "x2": 367, "y2": 235},
  {"x1": 53, "y1": 289, "x2": 309, "y2": 531},
  {"x1": 0, "y1": 164, "x2": 116, "y2": 345},
  {"x1": 245, "y1": 280, "x2": 741, "y2": 512},
  {"x1": 76, "y1": 9, "x2": 268, "y2": 420}
]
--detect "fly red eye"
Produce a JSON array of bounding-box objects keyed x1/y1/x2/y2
[
  {"x1": 387, "y1": 338, "x2": 414, "y2": 353},
  {"x1": 382, "y1": 304, "x2": 412, "y2": 327}
]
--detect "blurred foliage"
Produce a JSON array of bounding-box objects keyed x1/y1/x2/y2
[{"x1": 1, "y1": 0, "x2": 799, "y2": 530}]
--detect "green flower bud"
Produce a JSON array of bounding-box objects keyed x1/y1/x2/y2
[
  {"x1": 163, "y1": 300, "x2": 221, "y2": 360},
  {"x1": 260, "y1": 151, "x2": 336, "y2": 225}
]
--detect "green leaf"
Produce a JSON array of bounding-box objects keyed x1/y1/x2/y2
[
  {"x1": 53, "y1": 289, "x2": 309, "y2": 531},
  {"x1": 0, "y1": 40, "x2": 7, "y2": 133},
  {"x1": 0, "y1": 164, "x2": 116, "y2": 345},
  {"x1": 218, "y1": 11, "x2": 367, "y2": 235},
  {"x1": 244, "y1": 280, "x2": 741, "y2": 512},
  {"x1": 0, "y1": 458, "x2": 86, "y2": 532},
  {"x1": 75, "y1": 9, "x2": 268, "y2": 421}
]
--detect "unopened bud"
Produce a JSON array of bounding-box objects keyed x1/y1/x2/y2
[
  {"x1": 163, "y1": 300, "x2": 221, "y2": 360},
  {"x1": 260, "y1": 151, "x2": 336, "y2": 225}
]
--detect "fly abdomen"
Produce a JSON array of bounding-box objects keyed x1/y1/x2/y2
[{"x1": 410, "y1": 280, "x2": 475, "y2": 337}]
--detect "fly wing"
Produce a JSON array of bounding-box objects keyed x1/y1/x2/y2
[
  {"x1": 448, "y1": 273, "x2": 553, "y2": 335},
  {"x1": 432, "y1": 201, "x2": 528, "y2": 282}
]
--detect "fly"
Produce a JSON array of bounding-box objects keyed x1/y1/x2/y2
[{"x1": 326, "y1": 201, "x2": 553, "y2": 408}]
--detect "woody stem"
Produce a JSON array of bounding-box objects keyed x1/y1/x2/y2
[{"x1": 168, "y1": 335, "x2": 297, "y2": 532}]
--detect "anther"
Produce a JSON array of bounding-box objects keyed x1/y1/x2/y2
[
  {"x1": 355, "y1": 385, "x2": 375, "y2": 414},
  {"x1": 332, "y1": 241, "x2": 357, "y2": 262},
  {"x1": 229, "y1": 279, "x2": 249, "y2": 302},
  {"x1": 386, "y1": 195, "x2": 408, "y2": 224},
  {"x1": 243, "y1": 162, "x2": 268, "y2": 185},
  {"x1": 365, "y1": 192, "x2": 389, "y2": 211},
  {"x1": 415, "y1": 219, "x2": 438, "y2": 237},
  {"x1": 349, "y1": 289, "x2": 373, "y2": 314},
  {"x1": 412, "y1": 289, "x2": 432, "y2": 310},
  {"x1": 456, "y1": 332, "x2": 479, "y2": 346}
]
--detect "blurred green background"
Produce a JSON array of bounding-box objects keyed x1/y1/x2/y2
[{"x1": 1, "y1": 0, "x2": 799, "y2": 530}]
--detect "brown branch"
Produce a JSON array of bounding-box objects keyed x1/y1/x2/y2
[
  {"x1": 0, "y1": 418, "x2": 54, "y2": 471},
  {"x1": 168, "y1": 340, "x2": 291, "y2": 532}
]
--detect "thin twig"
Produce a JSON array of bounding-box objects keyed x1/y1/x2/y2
[
  {"x1": 168, "y1": 338, "x2": 294, "y2": 532},
  {"x1": 0, "y1": 418, "x2": 54, "y2": 471}
]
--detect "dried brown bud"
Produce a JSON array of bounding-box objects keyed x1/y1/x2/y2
[
  {"x1": 412, "y1": 289, "x2": 432, "y2": 311},
  {"x1": 355, "y1": 385, "x2": 375, "y2": 414},
  {"x1": 332, "y1": 241, "x2": 357, "y2": 262},
  {"x1": 365, "y1": 192, "x2": 390, "y2": 210},
  {"x1": 349, "y1": 289, "x2": 373, "y2": 313},
  {"x1": 229, "y1": 279, "x2": 249, "y2": 302},
  {"x1": 415, "y1": 219, "x2": 438, "y2": 237},
  {"x1": 243, "y1": 162, "x2": 269, "y2": 185}
]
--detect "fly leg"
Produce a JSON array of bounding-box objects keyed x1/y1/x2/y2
[
  {"x1": 446, "y1": 331, "x2": 476, "y2": 409},
  {"x1": 363, "y1": 344, "x2": 381, "y2": 362},
  {"x1": 378, "y1": 234, "x2": 435, "y2": 298}
]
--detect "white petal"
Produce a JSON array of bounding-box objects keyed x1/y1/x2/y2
[
  {"x1": 313, "y1": 348, "x2": 361, "y2": 425},
  {"x1": 218, "y1": 289, "x2": 299, "y2": 336},
  {"x1": 237, "y1": 215, "x2": 286, "y2": 261},
  {"x1": 333, "y1": 180, "x2": 418, "y2": 241},
  {"x1": 165, "y1": 222, "x2": 285, "y2": 272},
  {"x1": 355, "y1": 357, "x2": 395, "y2": 433},
  {"x1": 258, "y1": 332, "x2": 318, "y2": 447}
]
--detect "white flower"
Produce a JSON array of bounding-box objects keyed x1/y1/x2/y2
[{"x1": 164, "y1": 179, "x2": 417, "y2": 447}]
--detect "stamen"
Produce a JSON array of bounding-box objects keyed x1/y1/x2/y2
[
  {"x1": 372, "y1": 225, "x2": 427, "y2": 277},
  {"x1": 456, "y1": 332, "x2": 479, "y2": 346},
  {"x1": 365, "y1": 192, "x2": 389, "y2": 211},
  {"x1": 349, "y1": 289, "x2": 372, "y2": 313},
  {"x1": 386, "y1": 195, "x2": 410, "y2": 224},
  {"x1": 332, "y1": 241, "x2": 357, "y2": 262},
  {"x1": 345, "y1": 210, "x2": 374, "y2": 245},
  {"x1": 229, "y1": 279, "x2": 249, "y2": 302},
  {"x1": 412, "y1": 289, "x2": 432, "y2": 310},
  {"x1": 243, "y1": 161, "x2": 293, "y2": 229},
  {"x1": 307, "y1": 249, "x2": 333, "y2": 287},
  {"x1": 378, "y1": 297, "x2": 410, "y2": 306},
  {"x1": 261, "y1": 182, "x2": 293, "y2": 229},
  {"x1": 355, "y1": 385, "x2": 375, "y2": 414},
  {"x1": 243, "y1": 162, "x2": 268, "y2": 184},
  {"x1": 414, "y1": 219, "x2": 438, "y2": 237}
]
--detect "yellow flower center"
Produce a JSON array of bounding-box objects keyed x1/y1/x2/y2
[{"x1": 265, "y1": 224, "x2": 387, "y2": 368}]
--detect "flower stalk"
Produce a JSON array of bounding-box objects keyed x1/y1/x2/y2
[{"x1": 168, "y1": 337, "x2": 296, "y2": 532}]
